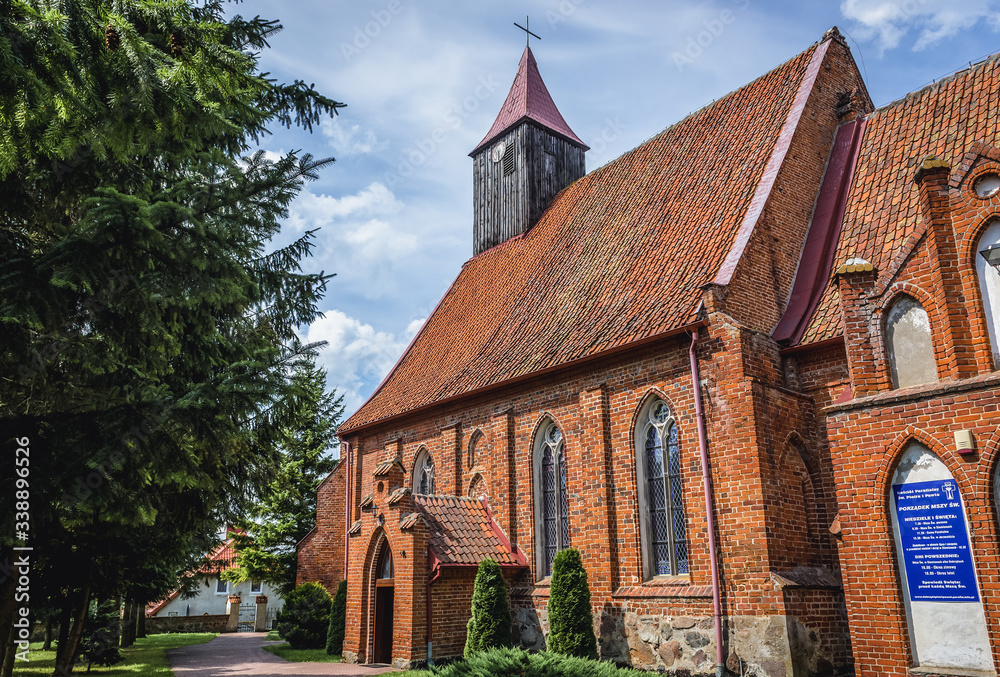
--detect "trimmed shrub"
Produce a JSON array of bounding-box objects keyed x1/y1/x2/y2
[
  {"x1": 326, "y1": 579, "x2": 347, "y2": 655},
  {"x1": 277, "y1": 582, "x2": 333, "y2": 649},
  {"x1": 464, "y1": 558, "x2": 512, "y2": 658},
  {"x1": 404, "y1": 647, "x2": 655, "y2": 676},
  {"x1": 546, "y1": 548, "x2": 597, "y2": 659}
]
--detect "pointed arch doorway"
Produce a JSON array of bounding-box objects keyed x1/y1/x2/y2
[{"x1": 372, "y1": 542, "x2": 395, "y2": 664}]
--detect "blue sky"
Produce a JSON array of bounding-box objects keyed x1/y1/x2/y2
[{"x1": 244, "y1": 0, "x2": 1000, "y2": 418}]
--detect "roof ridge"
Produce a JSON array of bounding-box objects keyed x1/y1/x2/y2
[{"x1": 871, "y1": 50, "x2": 1000, "y2": 116}]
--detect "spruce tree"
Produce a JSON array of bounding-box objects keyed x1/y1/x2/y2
[
  {"x1": 0, "y1": 1, "x2": 344, "y2": 673},
  {"x1": 227, "y1": 357, "x2": 345, "y2": 596},
  {"x1": 326, "y1": 579, "x2": 347, "y2": 655},
  {"x1": 546, "y1": 548, "x2": 598, "y2": 659},
  {"x1": 464, "y1": 558, "x2": 512, "y2": 658}
]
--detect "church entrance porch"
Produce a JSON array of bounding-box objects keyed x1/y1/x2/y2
[{"x1": 372, "y1": 542, "x2": 395, "y2": 664}]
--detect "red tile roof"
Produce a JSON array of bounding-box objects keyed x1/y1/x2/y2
[
  {"x1": 799, "y1": 54, "x2": 1000, "y2": 345},
  {"x1": 471, "y1": 46, "x2": 587, "y2": 155},
  {"x1": 342, "y1": 38, "x2": 829, "y2": 434},
  {"x1": 146, "y1": 529, "x2": 243, "y2": 616},
  {"x1": 415, "y1": 495, "x2": 527, "y2": 569}
]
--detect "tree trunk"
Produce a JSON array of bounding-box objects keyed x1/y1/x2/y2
[
  {"x1": 0, "y1": 548, "x2": 16, "y2": 674},
  {"x1": 43, "y1": 616, "x2": 54, "y2": 651},
  {"x1": 55, "y1": 604, "x2": 70, "y2": 665},
  {"x1": 109, "y1": 595, "x2": 121, "y2": 649},
  {"x1": 119, "y1": 594, "x2": 134, "y2": 648},
  {"x1": 136, "y1": 603, "x2": 146, "y2": 639},
  {"x1": 54, "y1": 582, "x2": 91, "y2": 676},
  {"x1": 1, "y1": 624, "x2": 15, "y2": 677}
]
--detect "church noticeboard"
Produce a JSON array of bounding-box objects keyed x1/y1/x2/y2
[{"x1": 892, "y1": 479, "x2": 979, "y2": 602}]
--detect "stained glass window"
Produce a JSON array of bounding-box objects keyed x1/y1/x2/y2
[
  {"x1": 539, "y1": 422, "x2": 569, "y2": 577},
  {"x1": 643, "y1": 401, "x2": 688, "y2": 576}
]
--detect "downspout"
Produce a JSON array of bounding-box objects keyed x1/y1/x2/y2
[
  {"x1": 426, "y1": 559, "x2": 442, "y2": 666},
  {"x1": 689, "y1": 330, "x2": 725, "y2": 677},
  {"x1": 343, "y1": 440, "x2": 351, "y2": 581}
]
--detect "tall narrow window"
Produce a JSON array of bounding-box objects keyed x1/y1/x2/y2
[
  {"x1": 637, "y1": 399, "x2": 688, "y2": 577},
  {"x1": 886, "y1": 295, "x2": 938, "y2": 389},
  {"x1": 535, "y1": 421, "x2": 569, "y2": 577},
  {"x1": 976, "y1": 220, "x2": 1000, "y2": 366},
  {"x1": 468, "y1": 430, "x2": 483, "y2": 469},
  {"x1": 413, "y1": 449, "x2": 434, "y2": 495}
]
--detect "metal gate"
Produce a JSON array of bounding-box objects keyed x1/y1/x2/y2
[
  {"x1": 237, "y1": 602, "x2": 256, "y2": 632},
  {"x1": 265, "y1": 607, "x2": 279, "y2": 630}
]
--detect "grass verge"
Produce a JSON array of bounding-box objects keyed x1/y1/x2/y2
[
  {"x1": 13, "y1": 633, "x2": 217, "y2": 676},
  {"x1": 263, "y1": 643, "x2": 341, "y2": 663}
]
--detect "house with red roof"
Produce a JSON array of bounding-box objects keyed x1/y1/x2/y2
[
  {"x1": 299, "y1": 27, "x2": 1000, "y2": 676},
  {"x1": 147, "y1": 528, "x2": 283, "y2": 622}
]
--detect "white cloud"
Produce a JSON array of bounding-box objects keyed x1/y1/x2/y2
[
  {"x1": 300, "y1": 309, "x2": 422, "y2": 415},
  {"x1": 321, "y1": 118, "x2": 387, "y2": 156},
  {"x1": 287, "y1": 182, "x2": 401, "y2": 231},
  {"x1": 841, "y1": 0, "x2": 1000, "y2": 51}
]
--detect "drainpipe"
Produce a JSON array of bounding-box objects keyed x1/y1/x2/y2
[
  {"x1": 689, "y1": 330, "x2": 725, "y2": 677},
  {"x1": 426, "y1": 565, "x2": 442, "y2": 666},
  {"x1": 343, "y1": 440, "x2": 351, "y2": 581}
]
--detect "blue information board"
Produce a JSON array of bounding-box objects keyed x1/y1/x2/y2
[{"x1": 892, "y1": 479, "x2": 979, "y2": 602}]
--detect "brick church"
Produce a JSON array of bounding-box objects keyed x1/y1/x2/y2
[{"x1": 297, "y1": 27, "x2": 1000, "y2": 677}]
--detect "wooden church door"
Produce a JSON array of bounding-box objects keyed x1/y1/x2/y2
[{"x1": 372, "y1": 545, "x2": 394, "y2": 664}]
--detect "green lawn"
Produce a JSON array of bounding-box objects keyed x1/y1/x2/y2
[
  {"x1": 12, "y1": 633, "x2": 216, "y2": 676},
  {"x1": 262, "y1": 642, "x2": 341, "y2": 662}
]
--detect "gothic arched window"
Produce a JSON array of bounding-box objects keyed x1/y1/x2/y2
[
  {"x1": 413, "y1": 448, "x2": 434, "y2": 495},
  {"x1": 534, "y1": 421, "x2": 569, "y2": 578},
  {"x1": 636, "y1": 398, "x2": 688, "y2": 578},
  {"x1": 468, "y1": 430, "x2": 484, "y2": 469},
  {"x1": 976, "y1": 220, "x2": 1000, "y2": 366},
  {"x1": 885, "y1": 295, "x2": 938, "y2": 389}
]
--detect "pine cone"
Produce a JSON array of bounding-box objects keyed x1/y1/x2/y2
[
  {"x1": 169, "y1": 32, "x2": 185, "y2": 57},
  {"x1": 105, "y1": 23, "x2": 120, "y2": 51}
]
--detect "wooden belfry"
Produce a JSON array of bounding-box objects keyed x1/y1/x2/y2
[{"x1": 468, "y1": 19, "x2": 588, "y2": 255}]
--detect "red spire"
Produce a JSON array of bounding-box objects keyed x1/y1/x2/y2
[{"x1": 471, "y1": 46, "x2": 588, "y2": 156}]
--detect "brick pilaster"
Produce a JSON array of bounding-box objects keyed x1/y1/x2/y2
[{"x1": 836, "y1": 262, "x2": 881, "y2": 397}]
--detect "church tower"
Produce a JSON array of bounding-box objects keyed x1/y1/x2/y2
[{"x1": 470, "y1": 46, "x2": 588, "y2": 255}]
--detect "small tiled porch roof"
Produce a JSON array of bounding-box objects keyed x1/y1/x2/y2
[{"x1": 413, "y1": 495, "x2": 527, "y2": 571}]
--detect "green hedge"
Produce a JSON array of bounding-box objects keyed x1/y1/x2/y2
[{"x1": 406, "y1": 647, "x2": 656, "y2": 676}]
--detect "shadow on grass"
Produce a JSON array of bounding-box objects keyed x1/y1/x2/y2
[{"x1": 13, "y1": 633, "x2": 217, "y2": 676}]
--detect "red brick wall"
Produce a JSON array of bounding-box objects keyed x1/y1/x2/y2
[
  {"x1": 297, "y1": 461, "x2": 346, "y2": 597},
  {"x1": 818, "y1": 153, "x2": 1000, "y2": 675}
]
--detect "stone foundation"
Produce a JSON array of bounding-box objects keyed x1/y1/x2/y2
[{"x1": 513, "y1": 605, "x2": 847, "y2": 677}]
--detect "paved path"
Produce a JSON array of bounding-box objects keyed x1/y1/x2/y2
[{"x1": 168, "y1": 633, "x2": 396, "y2": 677}]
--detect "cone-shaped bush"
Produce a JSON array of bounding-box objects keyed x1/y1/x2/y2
[
  {"x1": 546, "y1": 548, "x2": 597, "y2": 659},
  {"x1": 277, "y1": 582, "x2": 333, "y2": 649},
  {"x1": 326, "y1": 579, "x2": 347, "y2": 655},
  {"x1": 464, "y1": 558, "x2": 513, "y2": 657}
]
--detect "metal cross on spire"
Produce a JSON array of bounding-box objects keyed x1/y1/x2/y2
[{"x1": 513, "y1": 16, "x2": 540, "y2": 47}]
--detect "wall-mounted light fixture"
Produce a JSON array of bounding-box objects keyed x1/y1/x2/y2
[{"x1": 980, "y1": 244, "x2": 1000, "y2": 269}]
